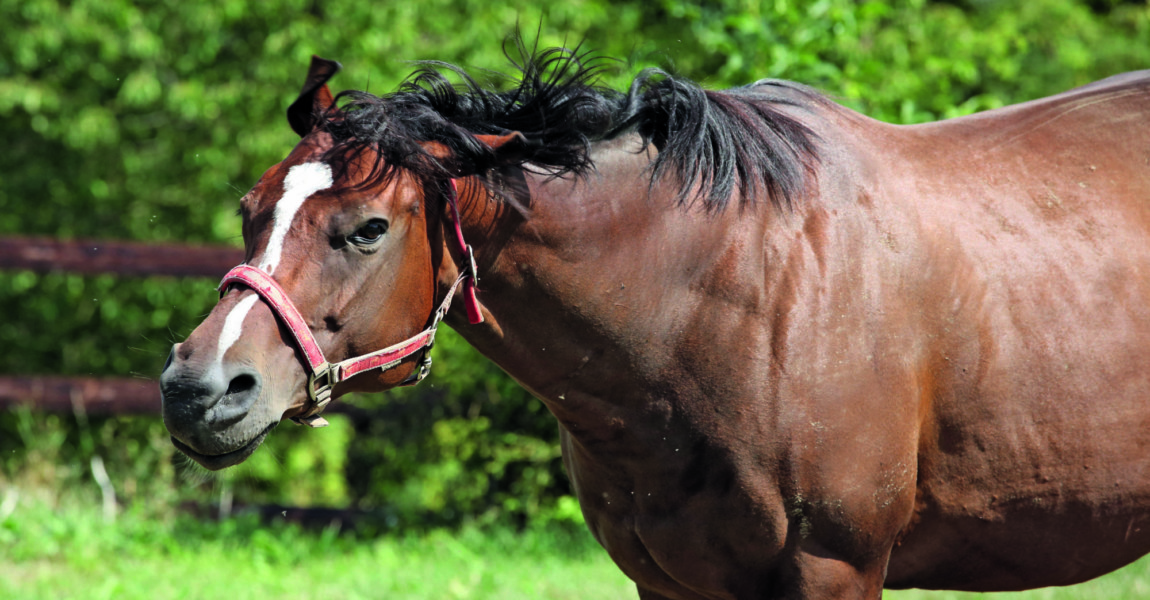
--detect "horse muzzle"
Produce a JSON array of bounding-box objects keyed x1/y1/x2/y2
[{"x1": 159, "y1": 343, "x2": 275, "y2": 470}]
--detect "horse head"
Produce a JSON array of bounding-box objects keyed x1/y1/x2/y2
[{"x1": 160, "y1": 57, "x2": 518, "y2": 469}]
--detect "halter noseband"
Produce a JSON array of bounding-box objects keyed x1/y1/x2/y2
[{"x1": 217, "y1": 179, "x2": 483, "y2": 428}]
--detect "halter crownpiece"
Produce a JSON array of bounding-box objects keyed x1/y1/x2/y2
[{"x1": 217, "y1": 179, "x2": 483, "y2": 427}]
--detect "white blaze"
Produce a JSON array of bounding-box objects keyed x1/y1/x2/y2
[
  {"x1": 217, "y1": 294, "x2": 260, "y2": 361},
  {"x1": 257, "y1": 162, "x2": 334, "y2": 275},
  {"x1": 214, "y1": 162, "x2": 332, "y2": 370}
]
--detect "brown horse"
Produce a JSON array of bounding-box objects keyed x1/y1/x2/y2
[{"x1": 160, "y1": 46, "x2": 1150, "y2": 598}]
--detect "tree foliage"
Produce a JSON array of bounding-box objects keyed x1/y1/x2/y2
[{"x1": 2, "y1": 0, "x2": 1148, "y2": 526}]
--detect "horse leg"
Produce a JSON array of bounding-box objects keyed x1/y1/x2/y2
[
  {"x1": 633, "y1": 544, "x2": 887, "y2": 600},
  {"x1": 776, "y1": 538, "x2": 887, "y2": 600}
]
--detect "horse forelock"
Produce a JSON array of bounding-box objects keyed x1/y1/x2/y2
[{"x1": 305, "y1": 41, "x2": 825, "y2": 213}]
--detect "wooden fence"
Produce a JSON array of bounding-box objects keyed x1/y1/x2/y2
[{"x1": 0, "y1": 236, "x2": 243, "y2": 415}]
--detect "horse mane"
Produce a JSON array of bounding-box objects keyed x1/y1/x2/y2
[{"x1": 321, "y1": 40, "x2": 824, "y2": 211}]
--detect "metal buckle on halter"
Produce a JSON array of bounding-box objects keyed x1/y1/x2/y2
[
  {"x1": 399, "y1": 314, "x2": 443, "y2": 387},
  {"x1": 400, "y1": 353, "x2": 434, "y2": 387},
  {"x1": 464, "y1": 244, "x2": 479, "y2": 285},
  {"x1": 294, "y1": 362, "x2": 336, "y2": 428}
]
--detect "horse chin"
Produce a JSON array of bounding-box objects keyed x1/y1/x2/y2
[{"x1": 170, "y1": 422, "x2": 277, "y2": 471}]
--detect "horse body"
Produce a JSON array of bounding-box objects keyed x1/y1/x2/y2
[
  {"x1": 875, "y1": 72, "x2": 1150, "y2": 589},
  {"x1": 159, "y1": 48, "x2": 1150, "y2": 598},
  {"x1": 447, "y1": 72, "x2": 1150, "y2": 596}
]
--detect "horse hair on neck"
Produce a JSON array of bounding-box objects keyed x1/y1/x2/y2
[{"x1": 319, "y1": 37, "x2": 824, "y2": 212}]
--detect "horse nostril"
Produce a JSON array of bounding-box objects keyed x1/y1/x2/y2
[
  {"x1": 205, "y1": 371, "x2": 262, "y2": 427},
  {"x1": 224, "y1": 373, "x2": 258, "y2": 403}
]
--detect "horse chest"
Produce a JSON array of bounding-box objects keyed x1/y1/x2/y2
[{"x1": 562, "y1": 431, "x2": 790, "y2": 597}]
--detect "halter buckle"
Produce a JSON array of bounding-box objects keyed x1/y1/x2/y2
[
  {"x1": 293, "y1": 362, "x2": 336, "y2": 427},
  {"x1": 464, "y1": 244, "x2": 479, "y2": 284},
  {"x1": 400, "y1": 353, "x2": 434, "y2": 387}
]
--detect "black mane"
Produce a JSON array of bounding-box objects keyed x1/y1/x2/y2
[{"x1": 321, "y1": 42, "x2": 823, "y2": 211}]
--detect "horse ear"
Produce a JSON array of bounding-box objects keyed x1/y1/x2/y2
[
  {"x1": 476, "y1": 132, "x2": 530, "y2": 164},
  {"x1": 287, "y1": 56, "x2": 343, "y2": 137}
]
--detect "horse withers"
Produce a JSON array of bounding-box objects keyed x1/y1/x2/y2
[{"x1": 160, "y1": 48, "x2": 1150, "y2": 598}]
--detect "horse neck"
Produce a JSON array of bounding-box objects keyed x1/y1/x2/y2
[{"x1": 442, "y1": 145, "x2": 749, "y2": 437}]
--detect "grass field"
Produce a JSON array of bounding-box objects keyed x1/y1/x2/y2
[{"x1": 2, "y1": 495, "x2": 1150, "y2": 599}]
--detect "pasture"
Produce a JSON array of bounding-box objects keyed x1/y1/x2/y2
[{"x1": 3, "y1": 498, "x2": 1150, "y2": 599}]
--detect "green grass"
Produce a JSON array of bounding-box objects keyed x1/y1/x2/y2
[
  {"x1": 0, "y1": 498, "x2": 634, "y2": 600},
  {"x1": 2, "y1": 496, "x2": 1150, "y2": 599}
]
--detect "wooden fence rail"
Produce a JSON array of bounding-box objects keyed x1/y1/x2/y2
[
  {"x1": 1, "y1": 236, "x2": 244, "y2": 415},
  {"x1": 0, "y1": 236, "x2": 243, "y2": 277},
  {"x1": 0, "y1": 376, "x2": 161, "y2": 415}
]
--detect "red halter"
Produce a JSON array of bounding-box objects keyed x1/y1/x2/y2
[{"x1": 217, "y1": 179, "x2": 483, "y2": 427}]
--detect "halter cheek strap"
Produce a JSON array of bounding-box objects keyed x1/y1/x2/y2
[
  {"x1": 447, "y1": 179, "x2": 483, "y2": 325},
  {"x1": 217, "y1": 179, "x2": 483, "y2": 428}
]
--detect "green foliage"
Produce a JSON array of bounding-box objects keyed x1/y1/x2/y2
[
  {"x1": 0, "y1": 407, "x2": 183, "y2": 509},
  {"x1": 342, "y1": 328, "x2": 572, "y2": 527},
  {"x1": 0, "y1": 392, "x2": 354, "y2": 511},
  {"x1": 0, "y1": 271, "x2": 215, "y2": 377},
  {"x1": 2, "y1": 0, "x2": 1149, "y2": 527},
  {"x1": 224, "y1": 413, "x2": 353, "y2": 507}
]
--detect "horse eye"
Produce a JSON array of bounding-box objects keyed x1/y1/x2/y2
[{"x1": 348, "y1": 219, "x2": 389, "y2": 246}]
